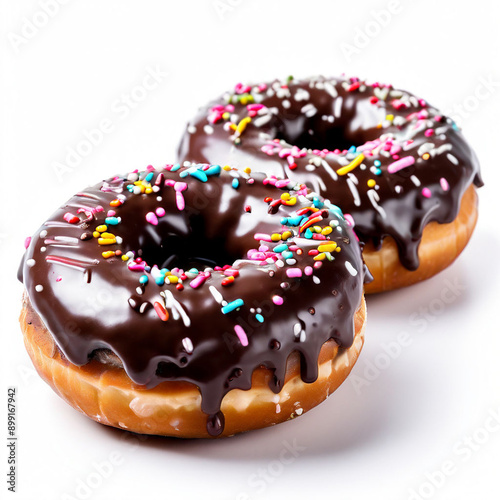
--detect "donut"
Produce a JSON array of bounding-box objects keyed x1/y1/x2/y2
[
  {"x1": 18, "y1": 163, "x2": 367, "y2": 438},
  {"x1": 178, "y1": 76, "x2": 482, "y2": 293}
]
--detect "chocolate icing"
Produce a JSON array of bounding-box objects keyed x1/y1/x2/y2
[
  {"x1": 178, "y1": 76, "x2": 482, "y2": 270},
  {"x1": 19, "y1": 165, "x2": 364, "y2": 435}
]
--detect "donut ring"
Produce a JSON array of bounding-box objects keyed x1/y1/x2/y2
[
  {"x1": 19, "y1": 163, "x2": 366, "y2": 437},
  {"x1": 178, "y1": 76, "x2": 482, "y2": 292}
]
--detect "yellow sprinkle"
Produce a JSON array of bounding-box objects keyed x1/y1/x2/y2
[
  {"x1": 121, "y1": 255, "x2": 129, "y2": 261},
  {"x1": 145, "y1": 187, "x2": 152, "y2": 194},
  {"x1": 318, "y1": 242, "x2": 337, "y2": 253},
  {"x1": 271, "y1": 234, "x2": 281, "y2": 242},
  {"x1": 281, "y1": 231, "x2": 292, "y2": 240},
  {"x1": 321, "y1": 227, "x2": 332, "y2": 235},
  {"x1": 223, "y1": 165, "x2": 231, "y2": 171},
  {"x1": 102, "y1": 251, "x2": 115, "y2": 258},
  {"x1": 222, "y1": 112, "x2": 230, "y2": 120},
  {"x1": 367, "y1": 179, "x2": 376, "y2": 188},
  {"x1": 235, "y1": 116, "x2": 252, "y2": 135},
  {"x1": 167, "y1": 276, "x2": 179, "y2": 284},
  {"x1": 335, "y1": 247, "x2": 341, "y2": 253},
  {"x1": 281, "y1": 193, "x2": 290, "y2": 201},
  {"x1": 96, "y1": 225, "x2": 107, "y2": 233},
  {"x1": 100, "y1": 232, "x2": 115, "y2": 239},
  {"x1": 98, "y1": 238, "x2": 116, "y2": 245},
  {"x1": 244, "y1": 167, "x2": 251, "y2": 174},
  {"x1": 386, "y1": 114, "x2": 394, "y2": 121},
  {"x1": 422, "y1": 153, "x2": 430, "y2": 160},
  {"x1": 313, "y1": 253, "x2": 326, "y2": 261},
  {"x1": 337, "y1": 154, "x2": 365, "y2": 176},
  {"x1": 313, "y1": 226, "x2": 322, "y2": 233},
  {"x1": 93, "y1": 231, "x2": 100, "y2": 238}
]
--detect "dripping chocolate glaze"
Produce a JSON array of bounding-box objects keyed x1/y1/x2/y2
[
  {"x1": 19, "y1": 167, "x2": 364, "y2": 436},
  {"x1": 178, "y1": 76, "x2": 483, "y2": 270}
]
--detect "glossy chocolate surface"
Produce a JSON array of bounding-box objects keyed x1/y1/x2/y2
[
  {"x1": 19, "y1": 165, "x2": 364, "y2": 435},
  {"x1": 178, "y1": 76, "x2": 482, "y2": 270}
]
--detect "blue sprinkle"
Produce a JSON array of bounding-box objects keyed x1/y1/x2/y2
[
  {"x1": 273, "y1": 244, "x2": 288, "y2": 253},
  {"x1": 348, "y1": 145, "x2": 357, "y2": 154},
  {"x1": 282, "y1": 251, "x2": 293, "y2": 260},
  {"x1": 255, "y1": 314, "x2": 264, "y2": 323},
  {"x1": 205, "y1": 165, "x2": 221, "y2": 176},
  {"x1": 105, "y1": 217, "x2": 120, "y2": 225},
  {"x1": 139, "y1": 275, "x2": 149, "y2": 285},
  {"x1": 329, "y1": 204, "x2": 345, "y2": 220},
  {"x1": 221, "y1": 299, "x2": 244, "y2": 314},
  {"x1": 232, "y1": 178, "x2": 239, "y2": 189},
  {"x1": 188, "y1": 268, "x2": 199, "y2": 275},
  {"x1": 374, "y1": 160, "x2": 381, "y2": 167},
  {"x1": 188, "y1": 169, "x2": 208, "y2": 182},
  {"x1": 170, "y1": 163, "x2": 181, "y2": 172},
  {"x1": 375, "y1": 168, "x2": 382, "y2": 176},
  {"x1": 145, "y1": 172, "x2": 154, "y2": 182},
  {"x1": 312, "y1": 197, "x2": 324, "y2": 209},
  {"x1": 305, "y1": 228, "x2": 313, "y2": 239},
  {"x1": 155, "y1": 276, "x2": 165, "y2": 286}
]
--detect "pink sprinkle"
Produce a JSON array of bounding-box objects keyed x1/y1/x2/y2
[
  {"x1": 422, "y1": 187, "x2": 432, "y2": 198},
  {"x1": 304, "y1": 266, "x2": 313, "y2": 276},
  {"x1": 175, "y1": 191, "x2": 185, "y2": 211},
  {"x1": 146, "y1": 212, "x2": 158, "y2": 225},
  {"x1": 107, "y1": 210, "x2": 116, "y2": 216},
  {"x1": 272, "y1": 295, "x2": 284, "y2": 306},
  {"x1": 234, "y1": 325, "x2": 248, "y2": 346},
  {"x1": 63, "y1": 212, "x2": 79, "y2": 224},
  {"x1": 156, "y1": 207, "x2": 166, "y2": 217},
  {"x1": 56, "y1": 276, "x2": 62, "y2": 282},
  {"x1": 344, "y1": 213, "x2": 355, "y2": 227},
  {"x1": 174, "y1": 181, "x2": 187, "y2": 192},
  {"x1": 275, "y1": 179, "x2": 291, "y2": 189},
  {"x1": 424, "y1": 128, "x2": 434, "y2": 137},
  {"x1": 387, "y1": 156, "x2": 415, "y2": 174},
  {"x1": 189, "y1": 273, "x2": 208, "y2": 289},
  {"x1": 24, "y1": 237, "x2": 31, "y2": 249},
  {"x1": 440, "y1": 178, "x2": 449, "y2": 191},
  {"x1": 286, "y1": 268, "x2": 302, "y2": 278},
  {"x1": 254, "y1": 233, "x2": 272, "y2": 242},
  {"x1": 95, "y1": 205, "x2": 104, "y2": 212}
]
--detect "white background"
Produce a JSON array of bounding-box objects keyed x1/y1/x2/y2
[{"x1": 1, "y1": 1, "x2": 499, "y2": 499}]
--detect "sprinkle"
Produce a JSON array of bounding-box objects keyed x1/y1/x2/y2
[
  {"x1": 98, "y1": 237, "x2": 116, "y2": 245},
  {"x1": 182, "y1": 337, "x2": 194, "y2": 353},
  {"x1": 440, "y1": 178, "x2": 450, "y2": 191},
  {"x1": 154, "y1": 301, "x2": 169, "y2": 321},
  {"x1": 337, "y1": 154, "x2": 365, "y2": 176},
  {"x1": 35, "y1": 284, "x2": 43, "y2": 292},
  {"x1": 96, "y1": 225, "x2": 107, "y2": 233},
  {"x1": 304, "y1": 266, "x2": 313, "y2": 276},
  {"x1": 26, "y1": 259, "x2": 36, "y2": 267},
  {"x1": 234, "y1": 325, "x2": 249, "y2": 346},
  {"x1": 273, "y1": 243, "x2": 288, "y2": 253},
  {"x1": 221, "y1": 276, "x2": 235, "y2": 286},
  {"x1": 254, "y1": 233, "x2": 272, "y2": 242},
  {"x1": 272, "y1": 295, "x2": 284, "y2": 306},
  {"x1": 255, "y1": 314, "x2": 264, "y2": 323},
  {"x1": 317, "y1": 242, "x2": 337, "y2": 253},
  {"x1": 422, "y1": 187, "x2": 432, "y2": 198},
  {"x1": 156, "y1": 207, "x2": 166, "y2": 217},
  {"x1": 102, "y1": 251, "x2": 115, "y2": 258},
  {"x1": 63, "y1": 212, "x2": 79, "y2": 224},
  {"x1": 387, "y1": 156, "x2": 415, "y2": 174},
  {"x1": 221, "y1": 298, "x2": 244, "y2": 314},
  {"x1": 209, "y1": 285, "x2": 224, "y2": 303},
  {"x1": 139, "y1": 275, "x2": 149, "y2": 284},
  {"x1": 345, "y1": 261, "x2": 358, "y2": 276},
  {"x1": 105, "y1": 217, "x2": 120, "y2": 225},
  {"x1": 146, "y1": 212, "x2": 158, "y2": 225},
  {"x1": 286, "y1": 268, "x2": 303, "y2": 278},
  {"x1": 232, "y1": 178, "x2": 239, "y2": 189},
  {"x1": 189, "y1": 273, "x2": 208, "y2": 289}
]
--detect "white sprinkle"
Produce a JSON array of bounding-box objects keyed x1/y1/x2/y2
[
  {"x1": 367, "y1": 189, "x2": 387, "y2": 218},
  {"x1": 293, "y1": 323, "x2": 302, "y2": 336},
  {"x1": 35, "y1": 284, "x2": 43, "y2": 292},
  {"x1": 203, "y1": 125, "x2": 214, "y2": 135},
  {"x1": 40, "y1": 247, "x2": 46, "y2": 252},
  {"x1": 321, "y1": 159, "x2": 338, "y2": 181},
  {"x1": 301, "y1": 103, "x2": 317, "y2": 117},
  {"x1": 347, "y1": 178, "x2": 361, "y2": 207},
  {"x1": 209, "y1": 285, "x2": 223, "y2": 304},
  {"x1": 282, "y1": 99, "x2": 291, "y2": 109},
  {"x1": 40, "y1": 230, "x2": 48, "y2": 238},
  {"x1": 139, "y1": 302, "x2": 149, "y2": 314},
  {"x1": 410, "y1": 175, "x2": 421, "y2": 187},
  {"x1": 276, "y1": 404, "x2": 281, "y2": 414},
  {"x1": 446, "y1": 153, "x2": 459, "y2": 165},
  {"x1": 345, "y1": 261, "x2": 358, "y2": 276},
  {"x1": 334, "y1": 96, "x2": 343, "y2": 117},
  {"x1": 136, "y1": 287, "x2": 143, "y2": 295},
  {"x1": 253, "y1": 114, "x2": 272, "y2": 127},
  {"x1": 313, "y1": 276, "x2": 320, "y2": 284},
  {"x1": 182, "y1": 337, "x2": 194, "y2": 354},
  {"x1": 296, "y1": 408, "x2": 304, "y2": 416},
  {"x1": 395, "y1": 185, "x2": 403, "y2": 194},
  {"x1": 324, "y1": 82, "x2": 338, "y2": 98},
  {"x1": 299, "y1": 331, "x2": 306, "y2": 342},
  {"x1": 187, "y1": 125, "x2": 196, "y2": 134},
  {"x1": 164, "y1": 290, "x2": 191, "y2": 327},
  {"x1": 26, "y1": 259, "x2": 36, "y2": 267}
]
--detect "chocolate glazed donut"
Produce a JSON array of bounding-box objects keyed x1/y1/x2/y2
[
  {"x1": 18, "y1": 164, "x2": 366, "y2": 437},
  {"x1": 178, "y1": 76, "x2": 483, "y2": 292}
]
